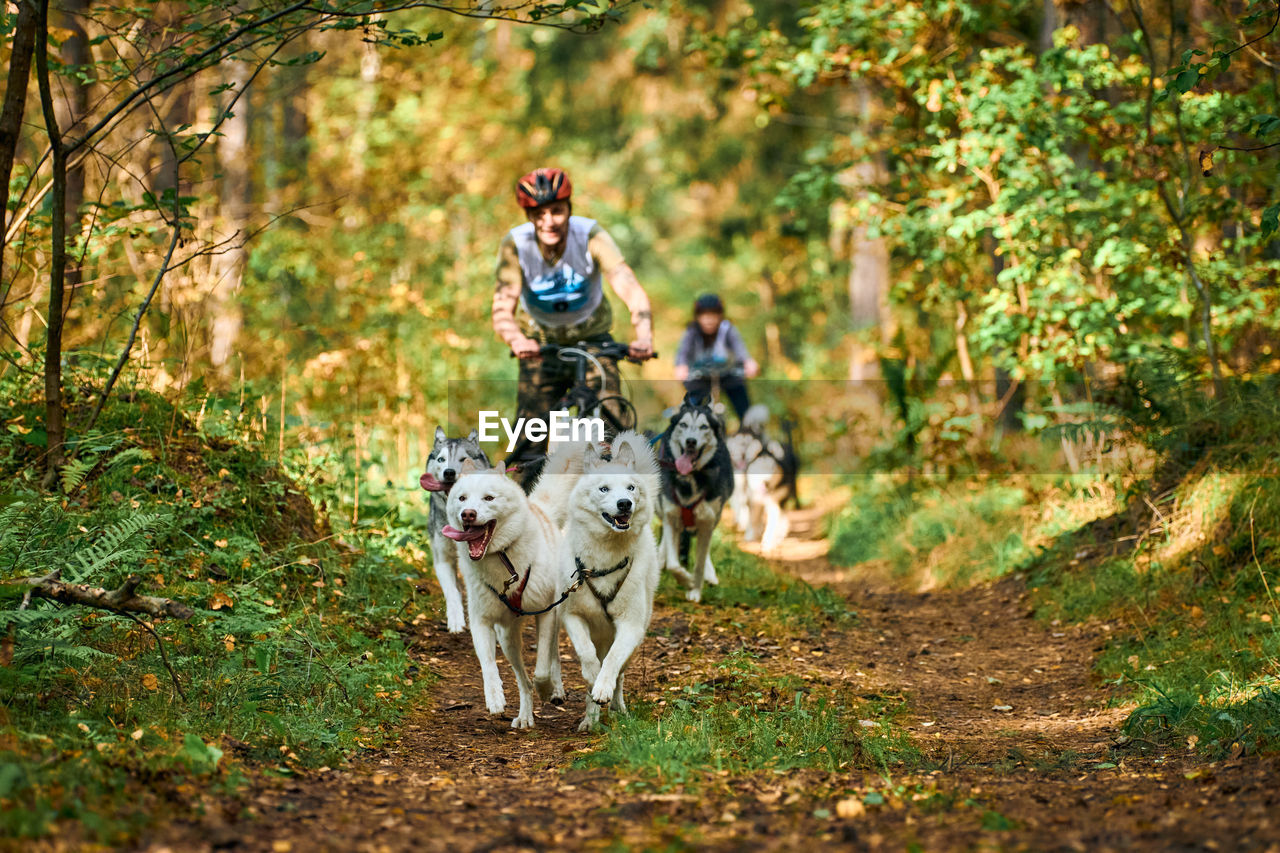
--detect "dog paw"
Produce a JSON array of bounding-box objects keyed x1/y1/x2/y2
[
  {"x1": 446, "y1": 616, "x2": 466, "y2": 634},
  {"x1": 550, "y1": 694, "x2": 565, "y2": 707},
  {"x1": 590, "y1": 681, "x2": 616, "y2": 706},
  {"x1": 577, "y1": 715, "x2": 599, "y2": 732},
  {"x1": 484, "y1": 683, "x2": 505, "y2": 715},
  {"x1": 685, "y1": 588, "x2": 702, "y2": 603},
  {"x1": 511, "y1": 713, "x2": 535, "y2": 730}
]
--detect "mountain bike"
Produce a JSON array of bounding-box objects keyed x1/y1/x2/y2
[
  {"x1": 541, "y1": 340, "x2": 655, "y2": 432},
  {"x1": 507, "y1": 340, "x2": 656, "y2": 487}
]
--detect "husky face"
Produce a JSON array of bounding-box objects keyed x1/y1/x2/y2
[
  {"x1": 444, "y1": 465, "x2": 526, "y2": 561},
  {"x1": 668, "y1": 403, "x2": 722, "y2": 475},
  {"x1": 421, "y1": 427, "x2": 490, "y2": 495},
  {"x1": 574, "y1": 442, "x2": 652, "y2": 533}
]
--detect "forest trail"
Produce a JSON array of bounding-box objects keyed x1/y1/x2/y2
[{"x1": 141, "y1": 499, "x2": 1280, "y2": 853}]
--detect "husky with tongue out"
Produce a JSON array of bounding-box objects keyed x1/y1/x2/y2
[
  {"x1": 442, "y1": 442, "x2": 586, "y2": 729},
  {"x1": 420, "y1": 427, "x2": 491, "y2": 633},
  {"x1": 658, "y1": 394, "x2": 733, "y2": 602}
]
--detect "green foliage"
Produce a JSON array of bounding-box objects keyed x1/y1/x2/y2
[
  {"x1": 828, "y1": 476, "x2": 1034, "y2": 584},
  {"x1": 0, "y1": 370, "x2": 440, "y2": 842}
]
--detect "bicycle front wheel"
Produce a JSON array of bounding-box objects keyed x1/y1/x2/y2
[{"x1": 593, "y1": 394, "x2": 638, "y2": 433}]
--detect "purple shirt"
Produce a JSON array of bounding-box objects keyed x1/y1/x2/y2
[{"x1": 675, "y1": 319, "x2": 750, "y2": 367}]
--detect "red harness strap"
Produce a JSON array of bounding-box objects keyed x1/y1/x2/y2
[{"x1": 680, "y1": 495, "x2": 703, "y2": 528}]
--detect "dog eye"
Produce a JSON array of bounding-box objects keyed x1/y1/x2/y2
[
  {"x1": 598, "y1": 485, "x2": 609, "y2": 493},
  {"x1": 627, "y1": 485, "x2": 636, "y2": 491},
  {"x1": 483, "y1": 495, "x2": 495, "y2": 501},
  {"x1": 457, "y1": 494, "x2": 467, "y2": 501}
]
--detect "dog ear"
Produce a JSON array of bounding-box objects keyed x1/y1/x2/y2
[
  {"x1": 466, "y1": 429, "x2": 478, "y2": 443},
  {"x1": 435, "y1": 425, "x2": 447, "y2": 444},
  {"x1": 582, "y1": 443, "x2": 605, "y2": 472},
  {"x1": 459, "y1": 457, "x2": 479, "y2": 475},
  {"x1": 614, "y1": 441, "x2": 636, "y2": 469}
]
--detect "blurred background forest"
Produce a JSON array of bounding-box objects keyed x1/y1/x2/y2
[
  {"x1": 6, "y1": 0, "x2": 1280, "y2": 497},
  {"x1": 3, "y1": 0, "x2": 1280, "y2": 843}
]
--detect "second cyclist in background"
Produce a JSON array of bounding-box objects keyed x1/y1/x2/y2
[{"x1": 673, "y1": 293, "x2": 759, "y2": 422}]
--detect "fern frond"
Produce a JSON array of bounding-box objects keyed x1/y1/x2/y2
[
  {"x1": 105, "y1": 448, "x2": 153, "y2": 471},
  {"x1": 60, "y1": 457, "x2": 97, "y2": 495},
  {"x1": 69, "y1": 512, "x2": 166, "y2": 582}
]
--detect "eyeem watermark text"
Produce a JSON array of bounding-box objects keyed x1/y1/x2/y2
[{"x1": 478, "y1": 411, "x2": 605, "y2": 452}]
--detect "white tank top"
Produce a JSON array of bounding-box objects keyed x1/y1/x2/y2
[{"x1": 510, "y1": 216, "x2": 604, "y2": 328}]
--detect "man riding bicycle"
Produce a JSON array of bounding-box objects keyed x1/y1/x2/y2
[{"x1": 492, "y1": 167, "x2": 654, "y2": 488}]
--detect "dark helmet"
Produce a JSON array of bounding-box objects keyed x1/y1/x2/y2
[
  {"x1": 693, "y1": 293, "x2": 724, "y2": 315},
  {"x1": 515, "y1": 167, "x2": 572, "y2": 208}
]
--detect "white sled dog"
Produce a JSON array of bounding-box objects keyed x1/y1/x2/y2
[
  {"x1": 726, "y1": 405, "x2": 798, "y2": 554},
  {"x1": 559, "y1": 431, "x2": 662, "y2": 731},
  {"x1": 420, "y1": 426, "x2": 491, "y2": 633},
  {"x1": 443, "y1": 443, "x2": 585, "y2": 728}
]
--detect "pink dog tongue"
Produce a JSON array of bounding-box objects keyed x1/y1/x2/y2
[
  {"x1": 675, "y1": 453, "x2": 695, "y2": 475},
  {"x1": 441, "y1": 525, "x2": 484, "y2": 541},
  {"x1": 420, "y1": 472, "x2": 445, "y2": 492}
]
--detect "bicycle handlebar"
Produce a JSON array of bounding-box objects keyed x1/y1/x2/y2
[
  {"x1": 686, "y1": 363, "x2": 745, "y2": 380},
  {"x1": 509, "y1": 341, "x2": 658, "y2": 363}
]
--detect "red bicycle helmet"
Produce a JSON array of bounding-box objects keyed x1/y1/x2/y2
[{"x1": 515, "y1": 167, "x2": 572, "y2": 208}]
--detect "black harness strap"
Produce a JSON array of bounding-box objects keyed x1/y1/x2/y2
[
  {"x1": 483, "y1": 553, "x2": 632, "y2": 618},
  {"x1": 573, "y1": 555, "x2": 631, "y2": 622}
]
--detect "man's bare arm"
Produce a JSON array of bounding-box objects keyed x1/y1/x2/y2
[
  {"x1": 493, "y1": 237, "x2": 540, "y2": 357},
  {"x1": 589, "y1": 230, "x2": 652, "y2": 357}
]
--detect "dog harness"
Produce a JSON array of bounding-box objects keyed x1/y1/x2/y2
[
  {"x1": 483, "y1": 552, "x2": 630, "y2": 618},
  {"x1": 573, "y1": 555, "x2": 631, "y2": 621}
]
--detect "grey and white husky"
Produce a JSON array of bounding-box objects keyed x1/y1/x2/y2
[
  {"x1": 420, "y1": 426, "x2": 492, "y2": 633},
  {"x1": 726, "y1": 405, "x2": 799, "y2": 554},
  {"x1": 658, "y1": 394, "x2": 734, "y2": 602}
]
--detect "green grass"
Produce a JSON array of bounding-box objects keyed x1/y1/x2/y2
[
  {"x1": 657, "y1": 535, "x2": 855, "y2": 629},
  {"x1": 0, "y1": 374, "x2": 438, "y2": 842},
  {"x1": 1024, "y1": 450, "x2": 1280, "y2": 756},
  {"x1": 579, "y1": 650, "x2": 917, "y2": 787}
]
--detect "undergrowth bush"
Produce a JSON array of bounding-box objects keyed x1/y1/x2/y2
[{"x1": 0, "y1": 366, "x2": 435, "y2": 843}]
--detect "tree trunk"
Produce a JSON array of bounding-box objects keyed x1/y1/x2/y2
[
  {"x1": 0, "y1": 0, "x2": 41, "y2": 291},
  {"x1": 35, "y1": 0, "x2": 68, "y2": 488},
  {"x1": 208, "y1": 59, "x2": 251, "y2": 373},
  {"x1": 838, "y1": 83, "x2": 892, "y2": 383},
  {"x1": 55, "y1": 0, "x2": 90, "y2": 320}
]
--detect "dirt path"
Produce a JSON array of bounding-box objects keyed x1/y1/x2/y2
[{"x1": 141, "y1": 501, "x2": 1280, "y2": 852}]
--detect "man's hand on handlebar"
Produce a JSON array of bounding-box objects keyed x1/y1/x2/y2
[
  {"x1": 510, "y1": 336, "x2": 542, "y2": 360},
  {"x1": 629, "y1": 338, "x2": 654, "y2": 360}
]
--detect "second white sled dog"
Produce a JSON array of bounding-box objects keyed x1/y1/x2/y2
[
  {"x1": 444, "y1": 443, "x2": 585, "y2": 729},
  {"x1": 559, "y1": 431, "x2": 662, "y2": 731}
]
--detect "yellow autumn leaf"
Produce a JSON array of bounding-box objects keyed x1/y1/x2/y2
[
  {"x1": 209, "y1": 592, "x2": 234, "y2": 610},
  {"x1": 142, "y1": 673, "x2": 159, "y2": 691}
]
